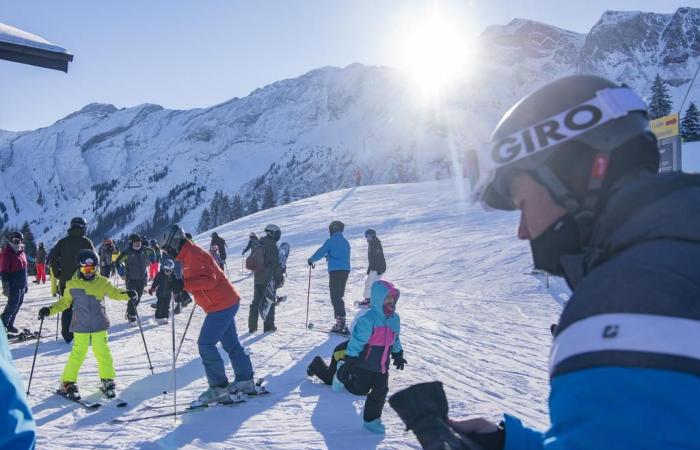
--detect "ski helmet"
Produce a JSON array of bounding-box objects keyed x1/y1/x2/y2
[
  {"x1": 150, "y1": 239, "x2": 157, "y2": 247},
  {"x1": 468, "y1": 74, "x2": 658, "y2": 237},
  {"x1": 210, "y1": 244, "x2": 219, "y2": 252},
  {"x1": 364, "y1": 229, "x2": 376, "y2": 239},
  {"x1": 329, "y1": 221, "x2": 345, "y2": 235},
  {"x1": 9, "y1": 231, "x2": 23, "y2": 242},
  {"x1": 129, "y1": 234, "x2": 141, "y2": 243},
  {"x1": 264, "y1": 224, "x2": 281, "y2": 241},
  {"x1": 249, "y1": 232, "x2": 257, "y2": 239},
  {"x1": 161, "y1": 224, "x2": 187, "y2": 257},
  {"x1": 70, "y1": 217, "x2": 87, "y2": 230},
  {"x1": 77, "y1": 249, "x2": 99, "y2": 278},
  {"x1": 161, "y1": 259, "x2": 175, "y2": 272}
]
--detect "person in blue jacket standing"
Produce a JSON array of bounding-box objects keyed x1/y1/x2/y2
[
  {"x1": 308, "y1": 221, "x2": 351, "y2": 334},
  {"x1": 0, "y1": 326, "x2": 35, "y2": 449},
  {"x1": 389, "y1": 75, "x2": 700, "y2": 449}
]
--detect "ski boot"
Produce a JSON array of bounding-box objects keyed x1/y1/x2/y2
[
  {"x1": 156, "y1": 318, "x2": 168, "y2": 325},
  {"x1": 5, "y1": 325, "x2": 18, "y2": 334},
  {"x1": 357, "y1": 298, "x2": 371, "y2": 308},
  {"x1": 307, "y1": 355, "x2": 325, "y2": 377},
  {"x1": 330, "y1": 317, "x2": 349, "y2": 335},
  {"x1": 363, "y1": 418, "x2": 386, "y2": 433},
  {"x1": 173, "y1": 302, "x2": 182, "y2": 315},
  {"x1": 125, "y1": 312, "x2": 137, "y2": 326},
  {"x1": 228, "y1": 379, "x2": 256, "y2": 395},
  {"x1": 100, "y1": 378, "x2": 116, "y2": 399},
  {"x1": 332, "y1": 361, "x2": 345, "y2": 392},
  {"x1": 190, "y1": 385, "x2": 230, "y2": 408},
  {"x1": 61, "y1": 381, "x2": 81, "y2": 400}
]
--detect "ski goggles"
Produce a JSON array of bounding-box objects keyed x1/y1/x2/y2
[
  {"x1": 80, "y1": 265, "x2": 96, "y2": 275},
  {"x1": 466, "y1": 87, "x2": 648, "y2": 209},
  {"x1": 10, "y1": 237, "x2": 22, "y2": 244}
]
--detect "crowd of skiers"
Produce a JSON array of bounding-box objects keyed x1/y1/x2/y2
[{"x1": 3, "y1": 73, "x2": 699, "y2": 449}]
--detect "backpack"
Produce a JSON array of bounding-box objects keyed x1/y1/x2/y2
[{"x1": 245, "y1": 241, "x2": 265, "y2": 273}]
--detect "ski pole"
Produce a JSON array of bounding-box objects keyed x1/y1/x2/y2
[
  {"x1": 26, "y1": 316, "x2": 44, "y2": 396},
  {"x1": 305, "y1": 264, "x2": 313, "y2": 328},
  {"x1": 175, "y1": 304, "x2": 197, "y2": 363},
  {"x1": 133, "y1": 302, "x2": 154, "y2": 375},
  {"x1": 170, "y1": 294, "x2": 177, "y2": 421},
  {"x1": 55, "y1": 312, "x2": 60, "y2": 341}
]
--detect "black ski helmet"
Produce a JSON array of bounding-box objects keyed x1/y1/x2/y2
[
  {"x1": 468, "y1": 74, "x2": 658, "y2": 238},
  {"x1": 161, "y1": 224, "x2": 187, "y2": 257},
  {"x1": 264, "y1": 224, "x2": 281, "y2": 241},
  {"x1": 161, "y1": 259, "x2": 175, "y2": 272},
  {"x1": 129, "y1": 233, "x2": 141, "y2": 243},
  {"x1": 77, "y1": 249, "x2": 99, "y2": 267},
  {"x1": 364, "y1": 229, "x2": 376, "y2": 239},
  {"x1": 70, "y1": 216, "x2": 87, "y2": 230},
  {"x1": 9, "y1": 231, "x2": 23, "y2": 242},
  {"x1": 329, "y1": 220, "x2": 345, "y2": 235}
]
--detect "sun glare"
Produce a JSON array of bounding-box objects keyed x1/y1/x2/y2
[{"x1": 399, "y1": 13, "x2": 472, "y2": 97}]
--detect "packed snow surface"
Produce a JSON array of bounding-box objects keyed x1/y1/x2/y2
[{"x1": 12, "y1": 179, "x2": 565, "y2": 449}]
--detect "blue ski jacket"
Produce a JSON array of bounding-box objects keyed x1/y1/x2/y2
[
  {"x1": 309, "y1": 231, "x2": 351, "y2": 272},
  {"x1": 503, "y1": 172, "x2": 700, "y2": 450},
  {"x1": 0, "y1": 328, "x2": 35, "y2": 449}
]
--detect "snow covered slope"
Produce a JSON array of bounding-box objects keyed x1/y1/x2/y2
[{"x1": 12, "y1": 179, "x2": 564, "y2": 449}]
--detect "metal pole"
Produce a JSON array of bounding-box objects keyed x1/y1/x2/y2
[
  {"x1": 170, "y1": 293, "x2": 177, "y2": 421},
  {"x1": 175, "y1": 304, "x2": 197, "y2": 363},
  {"x1": 26, "y1": 317, "x2": 44, "y2": 396},
  {"x1": 55, "y1": 312, "x2": 60, "y2": 341},
  {"x1": 134, "y1": 302, "x2": 154, "y2": 375},
  {"x1": 305, "y1": 265, "x2": 312, "y2": 328}
]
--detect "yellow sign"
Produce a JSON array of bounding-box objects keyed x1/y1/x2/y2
[{"x1": 650, "y1": 113, "x2": 680, "y2": 139}]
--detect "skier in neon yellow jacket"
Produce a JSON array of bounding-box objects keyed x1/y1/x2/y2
[{"x1": 39, "y1": 249, "x2": 136, "y2": 400}]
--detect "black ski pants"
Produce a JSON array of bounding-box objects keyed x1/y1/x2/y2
[
  {"x1": 329, "y1": 270, "x2": 349, "y2": 318},
  {"x1": 337, "y1": 362, "x2": 389, "y2": 422},
  {"x1": 249, "y1": 283, "x2": 275, "y2": 332},
  {"x1": 126, "y1": 279, "x2": 146, "y2": 318},
  {"x1": 58, "y1": 283, "x2": 73, "y2": 343},
  {"x1": 155, "y1": 294, "x2": 170, "y2": 319},
  {"x1": 310, "y1": 341, "x2": 348, "y2": 385}
]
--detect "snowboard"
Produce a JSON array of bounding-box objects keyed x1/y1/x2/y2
[{"x1": 259, "y1": 242, "x2": 290, "y2": 321}]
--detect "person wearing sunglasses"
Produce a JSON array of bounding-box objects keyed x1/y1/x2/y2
[
  {"x1": 39, "y1": 249, "x2": 137, "y2": 400},
  {"x1": 0, "y1": 231, "x2": 28, "y2": 334}
]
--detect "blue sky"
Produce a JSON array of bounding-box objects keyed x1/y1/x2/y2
[{"x1": 0, "y1": 0, "x2": 692, "y2": 131}]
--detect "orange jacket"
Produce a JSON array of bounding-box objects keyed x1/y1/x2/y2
[{"x1": 176, "y1": 240, "x2": 239, "y2": 313}]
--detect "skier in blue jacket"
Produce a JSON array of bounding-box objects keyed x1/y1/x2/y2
[
  {"x1": 389, "y1": 75, "x2": 700, "y2": 449},
  {"x1": 0, "y1": 327, "x2": 35, "y2": 448},
  {"x1": 308, "y1": 221, "x2": 351, "y2": 334}
]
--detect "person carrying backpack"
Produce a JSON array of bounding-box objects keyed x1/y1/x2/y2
[{"x1": 248, "y1": 225, "x2": 283, "y2": 333}]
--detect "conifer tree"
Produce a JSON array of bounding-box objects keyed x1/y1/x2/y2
[
  {"x1": 648, "y1": 74, "x2": 673, "y2": 120},
  {"x1": 681, "y1": 101, "x2": 700, "y2": 141}
]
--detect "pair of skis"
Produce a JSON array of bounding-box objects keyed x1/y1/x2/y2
[
  {"x1": 53, "y1": 388, "x2": 128, "y2": 410},
  {"x1": 110, "y1": 379, "x2": 269, "y2": 423},
  {"x1": 7, "y1": 328, "x2": 41, "y2": 343}
]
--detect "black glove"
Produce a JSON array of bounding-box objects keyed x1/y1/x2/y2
[
  {"x1": 307, "y1": 259, "x2": 314, "y2": 267},
  {"x1": 390, "y1": 382, "x2": 484, "y2": 450},
  {"x1": 392, "y1": 351, "x2": 407, "y2": 370},
  {"x1": 123, "y1": 289, "x2": 138, "y2": 301},
  {"x1": 38, "y1": 307, "x2": 51, "y2": 320}
]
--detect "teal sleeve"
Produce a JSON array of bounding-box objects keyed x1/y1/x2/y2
[{"x1": 346, "y1": 316, "x2": 372, "y2": 357}]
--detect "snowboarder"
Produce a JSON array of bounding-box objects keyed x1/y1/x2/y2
[
  {"x1": 115, "y1": 234, "x2": 149, "y2": 324},
  {"x1": 209, "y1": 244, "x2": 225, "y2": 270},
  {"x1": 307, "y1": 220, "x2": 351, "y2": 334},
  {"x1": 357, "y1": 229, "x2": 386, "y2": 308},
  {"x1": 1, "y1": 231, "x2": 28, "y2": 333},
  {"x1": 241, "y1": 232, "x2": 259, "y2": 255},
  {"x1": 161, "y1": 224, "x2": 256, "y2": 405},
  {"x1": 210, "y1": 232, "x2": 228, "y2": 266},
  {"x1": 34, "y1": 242, "x2": 47, "y2": 284},
  {"x1": 148, "y1": 239, "x2": 162, "y2": 280},
  {"x1": 317, "y1": 280, "x2": 404, "y2": 433},
  {"x1": 391, "y1": 75, "x2": 700, "y2": 449},
  {"x1": 49, "y1": 217, "x2": 95, "y2": 343},
  {"x1": 248, "y1": 225, "x2": 284, "y2": 333},
  {"x1": 98, "y1": 238, "x2": 116, "y2": 278},
  {"x1": 148, "y1": 259, "x2": 176, "y2": 324},
  {"x1": 38, "y1": 249, "x2": 136, "y2": 400}
]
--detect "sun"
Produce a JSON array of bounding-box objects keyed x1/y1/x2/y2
[{"x1": 399, "y1": 12, "x2": 472, "y2": 97}]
